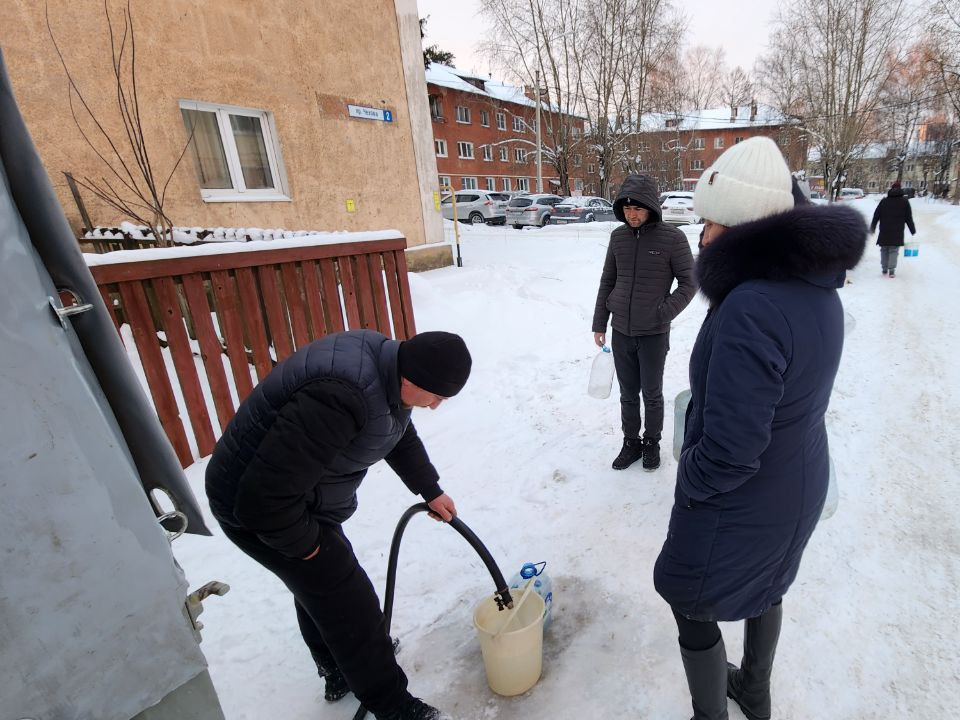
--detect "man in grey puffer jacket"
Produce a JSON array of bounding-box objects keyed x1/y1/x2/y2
[{"x1": 593, "y1": 174, "x2": 696, "y2": 471}]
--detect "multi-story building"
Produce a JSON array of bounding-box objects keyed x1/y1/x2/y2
[
  {"x1": 1, "y1": 0, "x2": 452, "y2": 269},
  {"x1": 426, "y1": 64, "x2": 588, "y2": 196},
  {"x1": 613, "y1": 104, "x2": 808, "y2": 196}
]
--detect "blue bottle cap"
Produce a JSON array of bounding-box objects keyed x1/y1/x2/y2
[{"x1": 520, "y1": 561, "x2": 546, "y2": 578}]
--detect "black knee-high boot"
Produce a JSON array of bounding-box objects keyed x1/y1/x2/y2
[
  {"x1": 727, "y1": 602, "x2": 783, "y2": 720},
  {"x1": 680, "y1": 636, "x2": 729, "y2": 720}
]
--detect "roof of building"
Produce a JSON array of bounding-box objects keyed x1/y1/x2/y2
[
  {"x1": 807, "y1": 139, "x2": 941, "y2": 163},
  {"x1": 639, "y1": 104, "x2": 791, "y2": 132},
  {"x1": 425, "y1": 63, "x2": 585, "y2": 118}
]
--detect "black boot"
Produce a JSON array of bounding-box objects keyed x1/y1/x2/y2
[
  {"x1": 642, "y1": 438, "x2": 661, "y2": 471},
  {"x1": 377, "y1": 697, "x2": 449, "y2": 720},
  {"x1": 322, "y1": 666, "x2": 350, "y2": 702},
  {"x1": 612, "y1": 437, "x2": 644, "y2": 470},
  {"x1": 726, "y1": 602, "x2": 782, "y2": 720},
  {"x1": 680, "y1": 637, "x2": 729, "y2": 720}
]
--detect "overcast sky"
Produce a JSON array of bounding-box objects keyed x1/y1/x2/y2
[{"x1": 416, "y1": 0, "x2": 782, "y2": 81}]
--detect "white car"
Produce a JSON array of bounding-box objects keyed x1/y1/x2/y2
[
  {"x1": 837, "y1": 188, "x2": 865, "y2": 201},
  {"x1": 659, "y1": 191, "x2": 701, "y2": 225},
  {"x1": 440, "y1": 190, "x2": 509, "y2": 224},
  {"x1": 504, "y1": 194, "x2": 566, "y2": 228}
]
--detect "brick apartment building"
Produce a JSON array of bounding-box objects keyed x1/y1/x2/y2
[
  {"x1": 426, "y1": 64, "x2": 588, "y2": 196},
  {"x1": 612, "y1": 104, "x2": 808, "y2": 197}
]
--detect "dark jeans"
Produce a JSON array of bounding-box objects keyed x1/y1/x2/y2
[
  {"x1": 672, "y1": 599, "x2": 783, "y2": 651},
  {"x1": 612, "y1": 329, "x2": 670, "y2": 441},
  {"x1": 220, "y1": 522, "x2": 410, "y2": 717}
]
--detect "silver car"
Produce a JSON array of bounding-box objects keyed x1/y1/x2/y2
[
  {"x1": 440, "y1": 190, "x2": 509, "y2": 224},
  {"x1": 551, "y1": 196, "x2": 616, "y2": 224},
  {"x1": 505, "y1": 193, "x2": 566, "y2": 228}
]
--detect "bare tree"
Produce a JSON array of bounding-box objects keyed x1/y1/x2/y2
[
  {"x1": 876, "y1": 43, "x2": 937, "y2": 182},
  {"x1": 683, "y1": 45, "x2": 726, "y2": 110},
  {"x1": 926, "y1": 0, "x2": 960, "y2": 202},
  {"x1": 46, "y1": 0, "x2": 189, "y2": 245},
  {"x1": 720, "y1": 66, "x2": 754, "y2": 111},
  {"x1": 761, "y1": 0, "x2": 914, "y2": 201}
]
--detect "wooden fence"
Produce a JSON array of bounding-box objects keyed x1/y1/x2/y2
[{"x1": 89, "y1": 237, "x2": 416, "y2": 467}]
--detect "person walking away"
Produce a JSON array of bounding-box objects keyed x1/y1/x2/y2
[
  {"x1": 205, "y1": 330, "x2": 472, "y2": 720},
  {"x1": 871, "y1": 181, "x2": 916, "y2": 278},
  {"x1": 592, "y1": 174, "x2": 696, "y2": 471},
  {"x1": 653, "y1": 137, "x2": 866, "y2": 719}
]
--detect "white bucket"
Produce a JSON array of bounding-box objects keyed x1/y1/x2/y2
[{"x1": 472, "y1": 590, "x2": 545, "y2": 696}]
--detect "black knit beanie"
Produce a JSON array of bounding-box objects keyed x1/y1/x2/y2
[{"x1": 397, "y1": 331, "x2": 472, "y2": 397}]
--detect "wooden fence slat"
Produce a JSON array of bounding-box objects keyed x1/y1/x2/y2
[
  {"x1": 281, "y1": 263, "x2": 312, "y2": 349},
  {"x1": 152, "y1": 277, "x2": 216, "y2": 457},
  {"x1": 383, "y1": 252, "x2": 405, "y2": 340},
  {"x1": 99, "y1": 285, "x2": 122, "y2": 335},
  {"x1": 234, "y1": 268, "x2": 274, "y2": 381},
  {"x1": 353, "y1": 255, "x2": 378, "y2": 330},
  {"x1": 181, "y1": 274, "x2": 235, "y2": 432},
  {"x1": 301, "y1": 260, "x2": 327, "y2": 337},
  {"x1": 368, "y1": 254, "x2": 392, "y2": 336},
  {"x1": 257, "y1": 265, "x2": 295, "y2": 360},
  {"x1": 319, "y1": 258, "x2": 345, "y2": 333},
  {"x1": 393, "y1": 250, "x2": 417, "y2": 338},
  {"x1": 117, "y1": 281, "x2": 193, "y2": 465},
  {"x1": 338, "y1": 257, "x2": 362, "y2": 330},
  {"x1": 210, "y1": 270, "x2": 255, "y2": 401}
]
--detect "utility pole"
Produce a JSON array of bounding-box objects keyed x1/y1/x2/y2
[{"x1": 535, "y1": 69, "x2": 543, "y2": 193}]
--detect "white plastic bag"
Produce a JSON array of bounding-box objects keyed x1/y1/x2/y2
[{"x1": 587, "y1": 346, "x2": 615, "y2": 399}]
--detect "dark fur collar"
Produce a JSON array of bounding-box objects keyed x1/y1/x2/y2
[{"x1": 697, "y1": 204, "x2": 867, "y2": 305}]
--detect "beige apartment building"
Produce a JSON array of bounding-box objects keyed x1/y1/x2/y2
[{"x1": 0, "y1": 0, "x2": 450, "y2": 269}]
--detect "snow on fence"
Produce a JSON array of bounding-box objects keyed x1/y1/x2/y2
[{"x1": 88, "y1": 235, "x2": 416, "y2": 466}]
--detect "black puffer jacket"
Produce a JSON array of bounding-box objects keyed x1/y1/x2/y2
[
  {"x1": 870, "y1": 188, "x2": 916, "y2": 247},
  {"x1": 592, "y1": 174, "x2": 696, "y2": 336},
  {"x1": 205, "y1": 330, "x2": 441, "y2": 559}
]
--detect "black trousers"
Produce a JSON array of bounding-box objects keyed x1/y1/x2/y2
[
  {"x1": 672, "y1": 599, "x2": 783, "y2": 651},
  {"x1": 220, "y1": 522, "x2": 410, "y2": 717},
  {"x1": 611, "y1": 329, "x2": 670, "y2": 441}
]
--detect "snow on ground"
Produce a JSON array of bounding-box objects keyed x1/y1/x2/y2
[{"x1": 174, "y1": 202, "x2": 960, "y2": 719}]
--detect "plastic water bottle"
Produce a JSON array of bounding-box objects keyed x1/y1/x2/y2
[
  {"x1": 588, "y1": 346, "x2": 614, "y2": 399},
  {"x1": 673, "y1": 388, "x2": 692, "y2": 461},
  {"x1": 820, "y1": 456, "x2": 839, "y2": 520},
  {"x1": 904, "y1": 240, "x2": 919, "y2": 258},
  {"x1": 508, "y1": 562, "x2": 553, "y2": 630}
]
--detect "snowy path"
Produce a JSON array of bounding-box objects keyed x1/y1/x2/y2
[{"x1": 175, "y1": 204, "x2": 960, "y2": 720}]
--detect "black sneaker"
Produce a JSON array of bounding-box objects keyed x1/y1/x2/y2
[
  {"x1": 882, "y1": 269, "x2": 888, "y2": 275},
  {"x1": 323, "y1": 667, "x2": 350, "y2": 702},
  {"x1": 378, "y1": 697, "x2": 449, "y2": 720},
  {"x1": 889, "y1": 270, "x2": 896, "y2": 278},
  {"x1": 612, "y1": 437, "x2": 644, "y2": 470},
  {"x1": 641, "y1": 438, "x2": 660, "y2": 471}
]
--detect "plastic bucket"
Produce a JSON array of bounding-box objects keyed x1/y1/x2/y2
[{"x1": 473, "y1": 591, "x2": 545, "y2": 696}]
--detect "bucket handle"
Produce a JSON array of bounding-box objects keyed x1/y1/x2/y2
[{"x1": 493, "y1": 577, "x2": 537, "y2": 640}]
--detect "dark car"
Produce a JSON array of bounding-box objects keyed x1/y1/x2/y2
[{"x1": 551, "y1": 196, "x2": 616, "y2": 224}]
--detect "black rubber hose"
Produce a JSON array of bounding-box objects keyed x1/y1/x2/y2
[{"x1": 353, "y1": 504, "x2": 514, "y2": 720}]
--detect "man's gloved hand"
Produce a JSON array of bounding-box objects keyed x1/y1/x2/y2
[{"x1": 426, "y1": 493, "x2": 457, "y2": 522}]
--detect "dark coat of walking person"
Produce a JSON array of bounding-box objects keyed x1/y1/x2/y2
[
  {"x1": 592, "y1": 173, "x2": 696, "y2": 471},
  {"x1": 653, "y1": 137, "x2": 866, "y2": 720},
  {"x1": 871, "y1": 181, "x2": 916, "y2": 278},
  {"x1": 205, "y1": 329, "x2": 471, "y2": 720}
]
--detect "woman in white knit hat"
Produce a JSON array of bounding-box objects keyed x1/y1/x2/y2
[{"x1": 653, "y1": 137, "x2": 866, "y2": 720}]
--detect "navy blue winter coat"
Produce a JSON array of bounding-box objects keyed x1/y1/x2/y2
[
  {"x1": 205, "y1": 330, "x2": 441, "y2": 559},
  {"x1": 654, "y1": 204, "x2": 866, "y2": 622}
]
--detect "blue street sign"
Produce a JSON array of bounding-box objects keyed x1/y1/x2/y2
[{"x1": 348, "y1": 104, "x2": 394, "y2": 123}]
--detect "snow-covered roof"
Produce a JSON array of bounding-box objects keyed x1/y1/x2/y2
[
  {"x1": 639, "y1": 104, "x2": 790, "y2": 132},
  {"x1": 807, "y1": 139, "x2": 941, "y2": 164},
  {"x1": 425, "y1": 63, "x2": 586, "y2": 119}
]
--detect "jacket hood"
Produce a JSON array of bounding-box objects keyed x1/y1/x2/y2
[
  {"x1": 697, "y1": 204, "x2": 867, "y2": 305},
  {"x1": 888, "y1": 188, "x2": 905, "y2": 198},
  {"x1": 614, "y1": 174, "x2": 662, "y2": 224}
]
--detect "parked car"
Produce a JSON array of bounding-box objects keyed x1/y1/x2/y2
[
  {"x1": 440, "y1": 190, "x2": 510, "y2": 224},
  {"x1": 551, "y1": 196, "x2": 616, "y2": 224},
  {"x1": 659, "y1": 191, "x2": 701, "y2": 225},
  {"x1": 505, "y1": 193, "x2": 566, "y2": 228},
  {"x1": 902, "y1": 187, "x2": 917, "y2": 198},
  {"x1": 837, "y1": 187, "x2": 865, "y2": 201}
]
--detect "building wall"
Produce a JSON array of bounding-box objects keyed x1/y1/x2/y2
[
  {"x1": 429, "y1": 83, "x2": 586, "y2": 195},
  {"x1": 0, "y1": 0, "x2": 438, "y2": 247}
]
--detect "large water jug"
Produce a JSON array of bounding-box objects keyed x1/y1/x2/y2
[
  {"x1": 588, "y1": 346, "x2": 614, "y2": 399},
  {"x1": 508, "y1": 562, "x2": 553, "y2": 629}
]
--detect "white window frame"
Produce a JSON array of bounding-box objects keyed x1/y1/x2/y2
[
  {"x1": 513, "y1": 115, "x2": 525, "y2": 132},
  {"x1": 735, "y1": 136, "x2": 744, "y2": 144},
  {"x1": 429, "y1": 95, "x2": 443, "y2": 120},
  {"x1": 486, "y1": 177, "x2": 496, "y2": 190},
  {"x1": 572, "y1": 126, "x2": 582, "y2": 138},
  {"x1": 499, "y1": 147, "x2": 509, "y2": 162},
  {"x1": 457, "y1": 141, "x2": 474, "y2": 159},
  {"x1": 461, "y1": 176, "x2": 478, "y2": 190},
  {"x1": 514, "y1": 148, "x2": 527, "y2": 163},
  {"x1": 480, "y1": 110, "x2": 490, "y2": 127},
  {"x1": 714, "y1": 137, "x2": 724, "y2": 149},
  {"x1": 502, "y1": 177, "x2": 512, "y2": 191},
  {"x1": 435, "y1": 139, "x2": 447, "y2": 157},
  {"x1": 691, "y1": 159, "x2": 704, "y2": 170},
  {"x1": 496, "y1": 111, "x2": 506, "y2": 130},
  {"x1": 573, "y1": 154, "x2": 582, "y2": 167},
  {"x1": 179, "y1": 99, "x2": 290, "y2": 202},
  {"x1": 438, "y1": 175, "x2": 452, "y2": 190},
  {"x1": 482, "y1": 145, "x2": 493, "y2": 161},
  {"x1": 587, "y1": 163, "x2": 595, "y2": 174},
  {"x1": 517, "y1": 177, "x2": 529, "y2": 191},
  {"x1": 574, "y1": 178, "x2": 584, "y2": 192},
  {"x1": 456, "y1": 106, "x2": 471, "y2": 124},
  {"x1": 693, "y1": 138, "x2": 705, "y2": 150}
]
